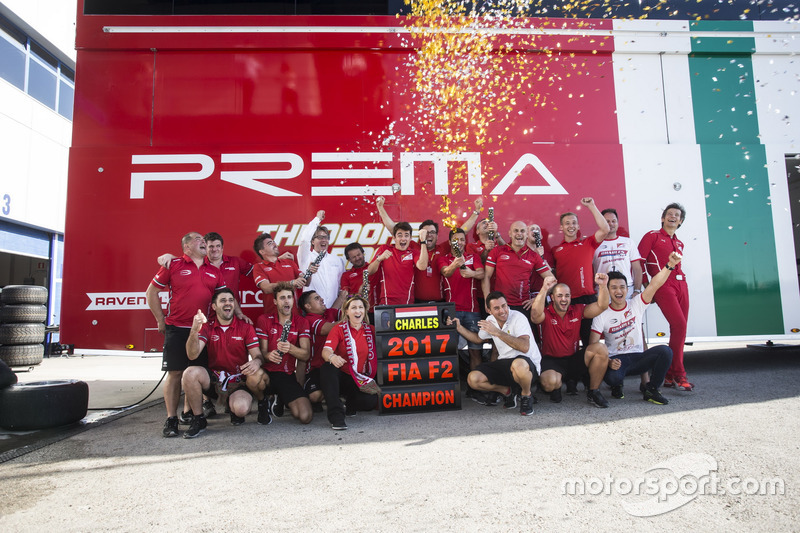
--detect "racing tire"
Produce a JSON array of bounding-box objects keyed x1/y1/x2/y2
[
  {"x1": 0, "y1": 380, "x2": 89, "y2": 430},
  {"x1": 0, "y1": 304, "x2": 47, "y2": 323},
  {"x1": 0, "y1": 344, "x2": 44, "y2": 366},
  {"x1": 0, "y1": 323, "x2": 45, "y2": 345},
  {"x1": 0, "y1": 285, "x2": 48, "y2": 305}
]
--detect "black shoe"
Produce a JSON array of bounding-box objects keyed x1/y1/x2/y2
[
  {"x1": 202, "y1": 399, "x2": 217, "y2": 418},
  {"x1": 312, "y1": 402, "x2": 324, "y2": 413},
  {"x1": 269, "y1": 395, "x2": 284, "y2": 418},
  {"x1": 230, "y1": 413, "x2": 245, "y2": 425},
  {"x1": 519, "y1": 395, "x2": 534, "y2": 416},
  {"x1": 485, "y1": 392, "x2": 502, "y2": 406},
  {"x1": 183, "y1": 415, "x2": 207, "y2": 438},
  {"x1": 587, "y1": 389, "x2": 609, "y2": 408},
  {"x1": 331, "y1": 416, "x2": 348, "y2": 430},
  {"x1": 550, "y1": 388, "x2": 563, "y2": 403},
  {"x1": 257, "y1": 399, "x2": 272, "y2": 425},
  {"x1": 345, "y1": 403, "x2": 357, "y2": 417},
  {"x1": 503, "y1": 391, "x2": 518, "y2": 409},
  {"x1": 162, "y1": 416, "x2": 179, "y2": 438},
  {"x1": 565, "y1": 380, "x2": 578, "y2": 395},
  {"x1": 468, "y1": 390, "x2": 489, "y2": 405},
  {"x1": 611, "y1": 385, "x2": 624, "y2": 399},
  {"x1": 643, "y1": 386, "x2": 670, "y2": 405},
  {"x1": 178, "y1": 410, "x2": 193, "y2": 425}
]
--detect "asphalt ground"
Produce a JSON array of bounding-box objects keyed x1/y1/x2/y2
[{"x1": 0, "y1": 342, "x2": 798, "y2": 531}]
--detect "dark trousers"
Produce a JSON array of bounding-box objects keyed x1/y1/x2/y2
[
  {"x1": 320, "y1": 362, "x2": 378, "y2": 421},
  {"x1": 571, "y1": 294, "x2": 598, "y2": 349},
  {"x1": 604, "y1": 345, "x2": 673, "y2": 388}
]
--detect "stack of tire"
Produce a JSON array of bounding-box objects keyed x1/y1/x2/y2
[{"x1": 0, "y1": 285, "x2": 48, "y2": 368}]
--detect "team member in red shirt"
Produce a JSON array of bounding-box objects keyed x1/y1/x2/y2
[
  {"x1": 157, "y1": 231, "x2": 253, "y2": 325},
  {"x1": 638, "y1": 202, "x2": 692, "y2": 391},
  {"x1": 437, "y1": 227, "x2": 485, "y2": 371},
  {"x1": 367, "y1": 222, "x2": 430, "y2": 305},
  {"x1": 255, "y1": 282, "x2": 313, "y2": 424},
  {"x1": 551, "y1": 197, "x2": 610, "y2": 349},
  {"x1": 482, "y1": 221, "x2": 552, "y2": 332},
  {"x1": 320, "y1": 295, "x2": 380, "y2": 430},
  {"x1": 182, "y1": 289, "x2": 267, "y2": 437},
  {"x1": 467, "y1": 210, "x2": 505, "y2": 263},
  {"x1": 146, "y1": 232, "x2": 226, "y2": 438},
  {"x1": 374, "y1": 196, "x2": 483, "y2": 302},
  {"x1": 252, "y1": 233, "x2": 307, "y2": 315},
  {"x1": 298, "y1": 288, "x2": 346, "y2": 411},
  {"x1": 531, "y1": 274, "x2": 610, "y2": 407}
]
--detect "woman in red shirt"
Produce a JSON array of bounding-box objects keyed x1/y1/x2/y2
[{"x1": 320, "y1": 295, "x2": 380, "y2": 430}]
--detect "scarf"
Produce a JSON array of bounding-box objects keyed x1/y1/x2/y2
[{"x1": 338, "y1": 321, "x2": 377, "y2": 388}]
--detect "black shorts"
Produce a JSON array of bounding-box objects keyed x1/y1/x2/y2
[
  {"x1": 475, "y1": 356, "x2": 539, "y2": 387},
  {"x1": 266, "y1": 371, "x2": 308, "y2": 404},
  {"x1": 303, "y1": 367, "x2": 321, "y2": 395},
  {"x1": 162, "y1": 325, "x2": 207, "y2": 371},
  {"x1": 541, "y1": 351, "x2": 587, "y2": 381}
]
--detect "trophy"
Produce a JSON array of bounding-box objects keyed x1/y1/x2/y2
[
  {"x1": 360, "y1": 270, "x2": 370, "y2": 299},
  {"x1": 303, "y1": 251, "x2": 326, "y2": 281},
  {"x1": 533, "y1": 228, "x2": 542, "y2": 249},
  {"x1": 276, "y1": 320, "x2": 291, "y2": 356},
  {"x1": 451, "y1": 240, "x2": 467, "y2": 270},
  {"x1": 487, "y1": 207, "x2": 495, "y2": 241}
]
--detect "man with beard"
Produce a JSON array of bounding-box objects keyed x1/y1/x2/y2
[
  {"x1": 255, "y1": 282, "x2": 313, "y2": 424},
  {"x1": 531, "y1": 274, "x2": 611, "y2": 408},
  {"x1": 182, "y1": 289, "x2": 268, "y2": 437}
]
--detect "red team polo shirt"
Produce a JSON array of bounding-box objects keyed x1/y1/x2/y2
[
  {"x1": 340, "y1": 264, "x2": 379, "y2": 308},
  {"x1": 637, "y1": 228, "x2": 685, "y2": 282},
  {"x1": 255, "y1": 313, "x2": 311, "y2": 374},
  {"x1": 217, "y1": 255, "x2": 253, "y2": 296},
  {"x1": 323, "y1": 323, "x2": 375, "y2": 376},
  {"x1": 151, "y1": 255, "x2": 226, "y2": 328},
  {"x1": 435, "y1": 252, "x2": 484, "y2": 312},
  {"x1": 552, "y1": 236, "x2": 602, "y2": 298},
  {"x1": 539, "y1": 303, "x2": 585, "y2": 357},
  {"x1": 252, "y1": 258, "x2": 301, "y2": 314},
  {"x1": 373, "y1": 244, "x2": 421, "y2": 305},
  {"x1": 305, "y1": 308, "x2": 340, "y2": 371},
  {"x1": 198, "y1": 317, "x2": 259, "y2": 374},
  {"x1": 485, "y1": 245, "x2": 548, "y2": 306}
]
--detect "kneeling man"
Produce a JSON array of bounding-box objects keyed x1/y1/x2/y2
[
  {"x1": 531, "y1": 273, "x2": 610, "y2": 407},
  {"x1": 586, "y1": 252, "x2": 682, "y2": 405},
  {"x1": 183, "y1": 289, "x2": 268, "y2": 438},
  {"x1": 451, "y1": 291, "x2": 541, "y2": 416}
]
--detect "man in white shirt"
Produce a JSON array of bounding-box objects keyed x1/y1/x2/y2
[
  {"x1": 298, "y1": 210, "x2": 345, "y2": 308},
  {"x1": 451, "y1": 291, "x2": 541, "y2": 416},
  {"x1": 586, "y1": 251, "x2": 682, "y2": 405},
  {"x1": 593, "y1": 208, "x2": 643, "y2": 299}
]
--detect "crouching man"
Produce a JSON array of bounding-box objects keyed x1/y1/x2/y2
[
  {"x1": 450, "y1": 291, "x2": 541, "y2": 416},
  {"x1": 586, "y1": 252, "x2": 682, "y2": 405},
  {"x1": 183, "y1": 289, "x2": 268, "y2": 438}
]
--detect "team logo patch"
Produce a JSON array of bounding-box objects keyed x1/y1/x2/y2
[
  {"x1": 610, "y1": 319, "x2": 619, "y2": 325},
  {"x1": 499, "y1": 255, "x2": 510, "y2": 261},
  {"x1": 180, "y1": 270, "x2": 192, "y2": 276},
  {"x1": 204, "y1": 272, "x2": 217, "y2": 278},
  {"x1": 211, "y1": 334, "x2": 220, "y2": 341},
  {"x1": 401, "y1": 253, "x2": 413, "y2": 262}
]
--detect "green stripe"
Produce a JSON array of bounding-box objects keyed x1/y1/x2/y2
[{"x1": 689, "y1": 31, "x2": 784, "y2": 335}]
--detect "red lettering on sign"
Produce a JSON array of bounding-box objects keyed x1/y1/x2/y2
[{"x1": 435, "y1": 334, "x2": 449, "y2": 353}]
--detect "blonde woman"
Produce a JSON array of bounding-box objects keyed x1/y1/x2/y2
[{"x1": 320, "y1": 295, "x2": 380, "y2": 430}]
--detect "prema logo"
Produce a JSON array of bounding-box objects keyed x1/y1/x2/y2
[{"x1": 129, "y1": 151, "x2": 568, "y2": 199}]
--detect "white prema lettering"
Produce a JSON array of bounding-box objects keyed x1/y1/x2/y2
[
  {"x1": 311, "y1": 152, "x2": 393, "y2": 196},
  {"x1": 130, "y1": 154, "x2": 214, "y2": 199},
  {"x1": 490, "y1": 153, "x2": 568, "y2": 195},
  {"x1": 400, "y1": 152, "x2": 481, "y2": 195},
  {"x1": 220, "y1": 153, "x2": 303, "y2": 197},
  {"x1": 129, "y1": 151, "x2": 567, "y2": 199}
]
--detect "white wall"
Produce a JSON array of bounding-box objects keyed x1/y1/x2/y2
[{"x1": 0, "y1": 0, "x2": 77, "y2": 61}]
